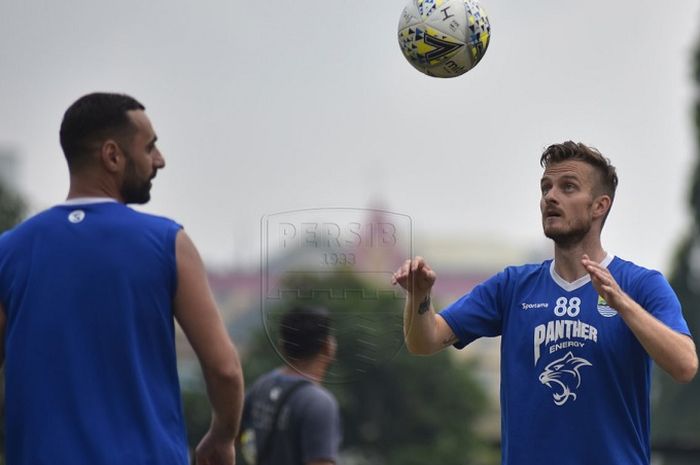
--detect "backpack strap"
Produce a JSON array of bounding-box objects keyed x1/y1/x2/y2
[{"x1": 257, "y1": 378, "x2": 311, "y2": 464}]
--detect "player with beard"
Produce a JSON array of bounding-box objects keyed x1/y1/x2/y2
[
  {"x1": 393, "y1": 141, "x2": 698, "y2": 465},
  {"x1": 0, "y1": 93, "x2": 244, "y2": 465}
]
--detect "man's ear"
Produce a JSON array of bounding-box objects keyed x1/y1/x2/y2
[
  {"x1": 592, "y1": 194, "x2": 612, "y2": 220},
  {"x1": 100, "y1": 139, "x2": 123, "y2": 173},
  {"x1": 322, "y1": 335, "x2": 337, "y2": 360}
]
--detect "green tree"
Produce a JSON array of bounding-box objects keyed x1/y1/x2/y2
[
  {"x1": 652, "y1": 35, "x2": 700, "y2": 447},
  {"x1": 243, "y1": 270, "x2": 497, "y2": 465},
  {"x1": 0, "y1": 180, "x2": 25, "y2": 234}
]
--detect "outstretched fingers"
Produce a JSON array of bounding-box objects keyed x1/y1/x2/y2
[
  {"x1": 582, "y1": 254, "x2": 608, "y2": 281},
  {"x1": 581, "y1": 254, "x2": 624, "y2": 307}
]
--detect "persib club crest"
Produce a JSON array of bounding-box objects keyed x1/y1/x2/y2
[{"x1": 596, "y1": 295, "x2": 617, "y2": 318}]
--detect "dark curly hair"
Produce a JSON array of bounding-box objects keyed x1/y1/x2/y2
[
  {"x1": 540, "y1": 141, "x2": 618, "y2": 200},
  {"x1": 279, "y1": 306, "x2": 333, "y2": 361},
  {"x1": 60, "y1": 92, "x2": 145, "y2": 172}
]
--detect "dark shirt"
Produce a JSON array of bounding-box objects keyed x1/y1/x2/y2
[{"x1": 241, "y1": 369, "x2": 342, "y2": 465}]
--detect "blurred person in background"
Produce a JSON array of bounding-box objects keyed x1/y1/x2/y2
[{"x1": 239, "y1": 306, "x2": 341, "y2": 465}]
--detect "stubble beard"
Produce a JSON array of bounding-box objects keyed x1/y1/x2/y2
[
  {"x1": 543, "y1": 220, "x2": 591, "y2": 249},
  {"x1": 120, "y1": 152, "x2": 151, "y2": 205}
]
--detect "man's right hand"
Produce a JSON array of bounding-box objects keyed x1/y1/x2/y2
[
  {"x1": 392, "y1": 256, "x2": 436, "y2": 295},
  {"x1": 395, "y1": 257, "x2": 457, "y2": 355},
  {"x1": 193, "y1": 431, "x2": 235, "y2": 465}
]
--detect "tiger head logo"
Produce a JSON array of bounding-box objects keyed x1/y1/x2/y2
[{"x1": 538, "y1": 352, "x2": 592, "y2": 406}]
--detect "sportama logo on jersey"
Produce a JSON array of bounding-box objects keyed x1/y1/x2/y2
[{"x1": 538, "y1": 352, "x2": 592, "y2": 406}]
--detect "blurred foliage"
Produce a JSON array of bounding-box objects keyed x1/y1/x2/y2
[
  {"x1": 653, "y1": 34, "x2": 700, "y2": 448},
  {"x1": 0, "y1": 180, "x2": 25, "y2": 234},
  {"x1": 182, "y1": 380, "x2": 213, "y2": 454},
  {"x1": 654, "y1": 240, "x2": 700, "y2": 445},
  {"x1": 238, "y1": 270, "x2": 497, "y2": 465}
]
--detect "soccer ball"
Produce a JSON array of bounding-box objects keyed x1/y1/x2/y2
[{"x1": 397, "y1": 0, "x2": 491, "y2": 78}]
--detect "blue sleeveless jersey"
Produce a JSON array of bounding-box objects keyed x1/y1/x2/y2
[
  {"x1": 440, "y1": 255, "x2": 691, "y2": 465},
  {"x1": 0, "y1": 201, "x2": 188, "y2": 465}
]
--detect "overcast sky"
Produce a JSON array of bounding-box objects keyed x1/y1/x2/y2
[{"x1": 1, "y1": 0, "x2": 699, "y2": 273}]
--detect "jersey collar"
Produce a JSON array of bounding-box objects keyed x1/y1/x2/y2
[
  {"x1": 57, "y1": 197, "x2": 119, "y2": 206},
  {"x1": 549, "y1": 253, "x2": 615, "y2": 292}
]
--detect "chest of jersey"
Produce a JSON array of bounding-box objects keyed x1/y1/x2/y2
[{"x1": 502, "y1": 272, "x2": 642, "y2": 408}]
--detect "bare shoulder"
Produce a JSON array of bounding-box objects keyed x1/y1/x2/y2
[
  {"x1": 175, "y1": 229, "x2": 201, "y2": 266},
  {"x1": 172, "y1": 229, "x2": 219, "y2": 328}
]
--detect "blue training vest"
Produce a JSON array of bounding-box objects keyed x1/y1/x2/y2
[{"x1": 0, "y1": 200, "x2": 188, "y2": 465}]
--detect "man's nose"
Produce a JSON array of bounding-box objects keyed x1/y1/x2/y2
[
  {"x1": 154, "y1": 149, "x2": 165, "y2": 169},
  {"x1": 543, "y1": 188, "x2": 558, "y2": 204}
]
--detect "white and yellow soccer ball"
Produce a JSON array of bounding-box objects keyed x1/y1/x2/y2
[{"x1": 397, "y1": 0, "x2": 491, "y2": 78}]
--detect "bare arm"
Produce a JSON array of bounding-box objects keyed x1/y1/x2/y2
[
  {"x1": 173, "y1": 230, "x2": 244, "y2": 464},
  {"x1": 392, "y1": 257, "x2": 457, "y2": 355},
  {"x1": 583, "y1": 255, "x2": 698, "y2": 383}
]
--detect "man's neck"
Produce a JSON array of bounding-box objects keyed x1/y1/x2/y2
[
  {"x1": 553, "y1": 238, "x2": 606, "y2": 283},
  {"x1": 67, "y1": 174, "x2": 123, "y2": 202},
  {"x1": 281, "y1": 357, "x2": 329, "y2": 385}
]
